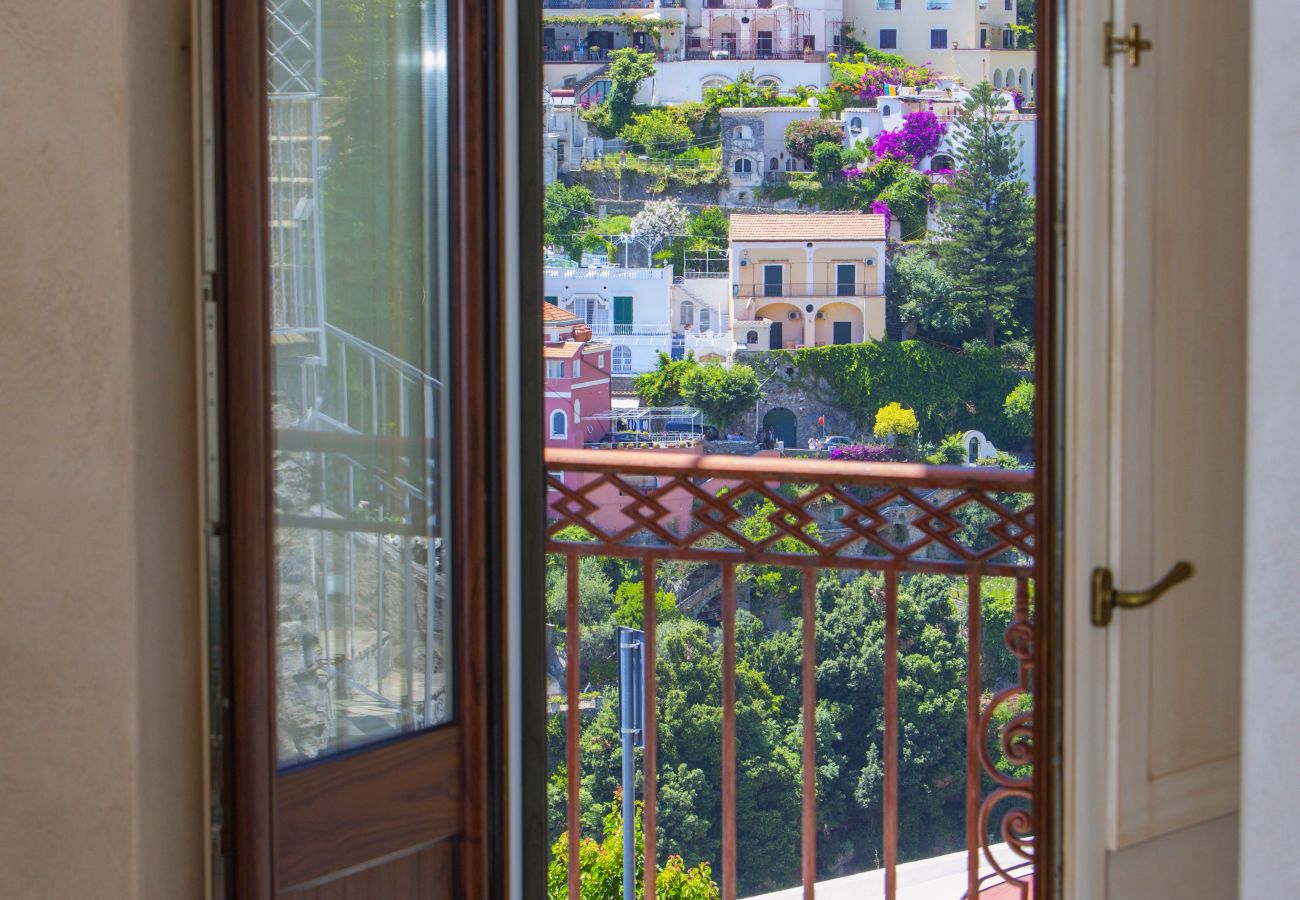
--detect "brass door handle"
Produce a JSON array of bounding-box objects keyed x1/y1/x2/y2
[
  {"x1": 1105, "y1": 21, "x2": 1154, "y2": 67},
  {"x1": 1091, "y1": 561, "x2": 1195, "y2": 627}
]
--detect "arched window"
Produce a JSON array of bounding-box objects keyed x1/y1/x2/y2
[
  {"x1": 679, "y1": 300, "x2": 695, "y2": 326},
  {"x1": 931, "y1": 153, "x2": 955, "y2": 172},
  {"x1": 573, "y1": 399, "x2": 582, "y2": 423},
  {"x1": 732, "y1": 125, "x2": 752, "y2": 141},
  {"x1": 701, "y1": 77, "x2": 728, "y2": 95},
  {"x1": 699, "y1": 307, "x2": 712, "y2": 332},
  {"x1": 849, "y1": 116, "x2": 863, "y2": 133},
  {"x1": 550, "y1": 410, "x2": 568, "y2": 439},
  {"x1": 770, "y1": 157, "x2": 779, "y2": 171},
  {"x1": 746, "y1": 330, "x2": 759, "y2": 344},
  {"x1": 1018, "y1": 68, "x2": 1029, "y2": 90},
  {"x1": 785, "y1": 158, "x2": 796, "y2": 171},
  {"x1": 969, "y1": 437, "x2": 980, "y2": 463},
  {"x1": 757, "y1": 77, "x2": 780, "y2": 91},
  {"x1": 881, "y1": 104, "x2": 893, "y2": 117},
  {"x1": 1005, "y1": 70, "x2": 1016, "y2": 92},
  {"x1": 993, "y1": 70, "x2": 1004, "y2": 88},
  {"x1": 733, "y1": 158, "x2": 753, "y2": 175},
  {"x1": 613, "y1": 345, "x2": 632, "y2": 374}
]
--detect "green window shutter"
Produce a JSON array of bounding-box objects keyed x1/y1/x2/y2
[{"x1": 613, "y1": 296, "x2": 633, "y2": 334}]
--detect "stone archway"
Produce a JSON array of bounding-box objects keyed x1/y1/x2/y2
[{"x1": 763, "y1": 407, "x2": 797, "y2": 449}]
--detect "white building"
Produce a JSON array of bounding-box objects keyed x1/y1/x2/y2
[
  {"x1": 719, "y1": 106, "x2": 829, "y2": 205},
  {"x1": 544, "y1": 263, "x2": 676, "y2": 375},
  {"x1": 840, "y1": 85, "x2": 1036, "y2": 192},
  {"x1": 728, "y1": 212, "x2": 888, "y2": 351},
  {"x1": 543, "y1": 1, "x2": 852, "y2": 105}
]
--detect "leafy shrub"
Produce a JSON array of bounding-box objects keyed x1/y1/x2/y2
[
  {"x1": 621, "y1": 107, "x2": 694, "y2": 157},
  {"x1": 976, "y1": 451, "x2": 1024, "y2": 469},
  {"x1": 548, "y1": 795, "x2": 720, "y2": 900},
  {"x1": 784, "y1": 118, "x2": 846, "y2": 164},
  {"x1": 873, "y1": 402, "x2": 920, "y2": 440},
  {"x1": 926, "y1": 433, "x2": 968, "y2": 466},
  {"x1": 812, "y1": 142, "x2": 847, "y2": 181},
  {"x1": 1002, "y1": 380, "x2": 1035, "y2": 442}
]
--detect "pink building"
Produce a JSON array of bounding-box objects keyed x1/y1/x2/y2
[{"x1": 543, "y1": 302, "x2": 611, "y2": 450}]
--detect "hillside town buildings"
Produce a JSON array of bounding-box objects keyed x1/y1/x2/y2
[{"x1": 541, "y1": 0, "x2": 1035, "y2": 105}]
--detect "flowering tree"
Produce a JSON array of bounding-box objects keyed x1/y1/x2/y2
[
  {"x1": 870, "y1": 199, "x2": 893, "y2": 233},
  {"x1": 631, "y1": 198, "x2": 689, "y2": 258},
  {"x1": 873, "y1": 402, "x2": 921, "y2": 441},
  {"x1": 870, "y1": 110, "x2": 947, "y2": 167},
  {"x1": 784, "y1": 117, "x2": 847, "y2": 164}
]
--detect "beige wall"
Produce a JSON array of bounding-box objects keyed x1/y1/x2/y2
[
  {"x1": 1241, "y1": 2, "x2": 1300, "y2": 896},
  {"x1": 0, "y1": 1, "x2": 203, "y2": 898}
]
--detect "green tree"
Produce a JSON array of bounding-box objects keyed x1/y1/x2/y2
[
  {"x1": 784, "y1": 118, "x2": 847, "y2": 165},
  {"x1": 603, "y1": 48, "x2": 658, "y2": 135},
  {"x1": 1015, "y1": 0, "x2": 1037, "y2": 48},
  {"x1": 633, "y1": 352, "x2": 700, "y2": 408},
  {"x1": 545, "y1": 181, "x2": 597, "y2": 262},
  {"x1": 1002, "y1": 380, "x2": 1035, "y2": 444},
  {"x1": 613, "y1": 581, "x2": 680, "y2": 629},
  {"x1": 681, "y1": 363, "x2": 762, "y2": 429},
  {"x1": 927, "y1": 432, "x2": 969, "y2": 466},
  {"x1": 813, "y1": 142, "x2": 847, "y2": 181},
  {"x1": 890, "y1": 251, "x2": 966, "y2": 341},
  {"x1": 937, "y1": 82, "x2": 1036, "y2": 345},
  {"x1": 621, "y1": 107, "x2": 694, "y2": 157}
]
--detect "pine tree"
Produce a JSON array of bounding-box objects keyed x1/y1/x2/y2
[{"x1": 937, "y1": 82, "x2": 1035, "y2": 346}]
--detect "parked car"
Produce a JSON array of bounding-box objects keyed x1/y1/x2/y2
[
  {"x1": 599, "y1": 431, "x2": 649, "y2": 445},
  {"x1": 824, "y1": 436, "x2": 855, "y2": 449},
  {"x1": 662, "y1": 420, "x2": 704, "y2": 436}
]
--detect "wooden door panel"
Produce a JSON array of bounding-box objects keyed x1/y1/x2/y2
[
  {"x1": 277, "y1": 728, "x2": 463, "y2": 891},
  {"x1": 1108, "y1": 0, "x2": 1247, "y2": 847},
  {"x1": 280, "y1": 839, "x2": 455, "y2": 899}
]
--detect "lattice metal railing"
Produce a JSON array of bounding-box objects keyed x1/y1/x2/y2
[{"x1": 545, "y1": 448, "x2": 1037, "y2": 900}]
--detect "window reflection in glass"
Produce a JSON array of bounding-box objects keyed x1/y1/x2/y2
[{"x1": 269, "y1": 0, "x2": 453, "y2": 766}]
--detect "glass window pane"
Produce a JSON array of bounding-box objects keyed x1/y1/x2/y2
[{"x1": 269, "y1": 0, "x2": 453, "y2": 766}]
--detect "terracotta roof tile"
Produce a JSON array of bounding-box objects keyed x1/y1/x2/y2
[
  {"x1": 730, "y1": 212, "x2": 887, "y2": 242},
  {"x1": 543, "y1": 301, "x2": 582, "y2": 324}
]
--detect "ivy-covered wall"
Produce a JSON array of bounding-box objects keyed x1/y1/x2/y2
[{"x1": 739, "y1": 342, "x2": 1024, "y2": 448}]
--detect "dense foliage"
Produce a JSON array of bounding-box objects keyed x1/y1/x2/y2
[
  {"x1": 548, "y1": 569, "x2": 1033, "y2": 895},
  {"x1": 934, "y1": 83, "x2": 1036, "y2": 345},
  {"x1": 584, "y1": 49, "x2": 658, "y2": 136},
  {"x1": 548, "y1": 796, "x2": 719, "y2": 900},
  {"x1": 764, "y1": 341, "x2": 1023, "y2": 448},
  {"x1": 1002, "y1": 380, "x2": 1035, "y2": 444},
  {"x1": 784, "y1": 118, "x2": 848, "y2": 165},
  {"x1": 545, "y1": 182, "x2": 598, "y2": 262},
  {"x1": 621, "y1": 107, "x2": 694, "y2": 157},
  {"x1": 632, "y1": 353, "x2": 761, "y2": 428}
]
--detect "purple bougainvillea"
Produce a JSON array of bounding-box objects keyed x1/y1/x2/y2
[
  {"x1": 870, "y1": 110, "x2": 947, "y2": 168},
  {"x1": 1008, "y1": 87, "x2": 1026, "y2": 111},
  {"x1": 870, "y1": 200, "x2": 892, "y2": 233},
  {"x1": 829, "y1": 444, "x2": 905, "y2": 463}
]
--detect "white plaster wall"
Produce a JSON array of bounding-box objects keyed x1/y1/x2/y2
[
  {"x1": 1240, "y1": 2, "x2": 1300, "y2": 895},
  {"x1": 0, "y1": 0, "x2": 202, "y2": 897},
  {"x1": 545, "y1": 267, "x2": 674, "y2": 373}
]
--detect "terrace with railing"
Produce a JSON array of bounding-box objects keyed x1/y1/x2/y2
[
  {"x1": 686, "y1": 39, "x2": 823, "y2": 61},
  {"x1": 545, "y1": 448, "x2": 1037, "y2": 899},
  {"x1": 741, "y1": 281, "x2": 886, "y2": 299}
]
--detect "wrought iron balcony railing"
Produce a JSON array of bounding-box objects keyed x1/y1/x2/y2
[
  {"x1": 739, "y1": 281, "x2": 886, "y2": 299},
  {"x1": 545, "y1": 448, "x2": 1037, "y2": 899},
  {"x1": 686, "y1": 39, "x2": 823, "y2": 62}
]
